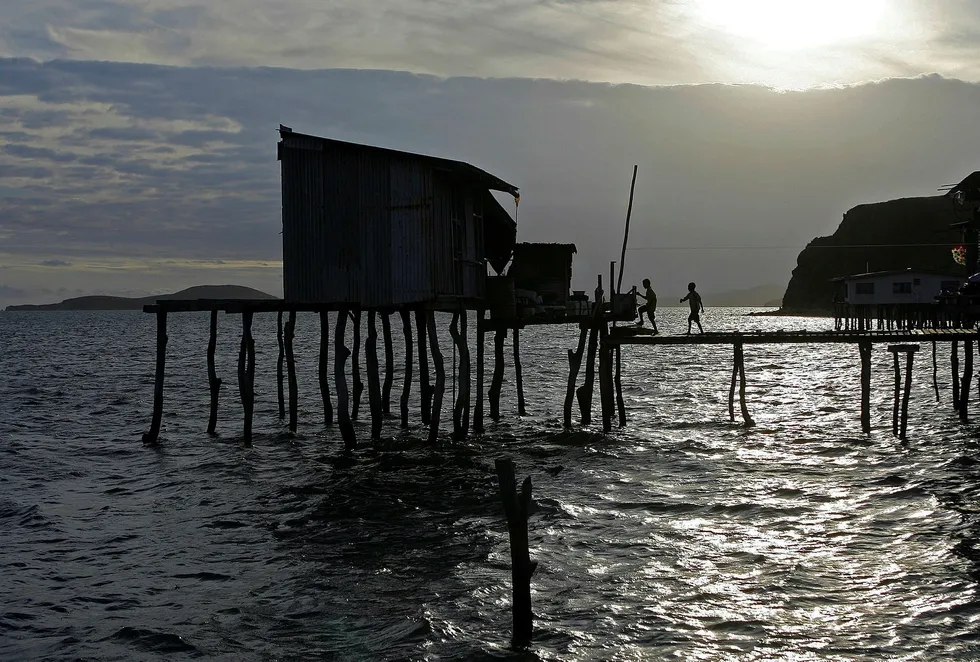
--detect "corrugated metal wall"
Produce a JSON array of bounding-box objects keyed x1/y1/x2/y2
[{"x1": 281, "y1": 135, "x2": 482, "y2": 306}]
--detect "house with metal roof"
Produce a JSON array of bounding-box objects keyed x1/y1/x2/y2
[
  {"x1": 277, "y1": 127, "x2": 519, "y2": 309},
  {"x1": 834, "y1": 268, "x2": 963, "y2": 306}
]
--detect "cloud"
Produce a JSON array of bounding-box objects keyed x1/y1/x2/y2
[
  {"x1": 0, "y1": 57, "x2": 980, "y2": 308},
  {"x1": 40, "y1": 259, "x2": 72, "y2": 266},
  {"x1": 0, "y1": 1, "x2": 979, "y2": 87}
]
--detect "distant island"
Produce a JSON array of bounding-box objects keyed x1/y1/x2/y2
[{"x1": 4, "y1": 285, "x2": 279, "y2": 311}]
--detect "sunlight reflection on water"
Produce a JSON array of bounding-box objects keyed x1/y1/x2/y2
[{"x1": 2, "y1": 308, "x2": 980, "y2": 660}]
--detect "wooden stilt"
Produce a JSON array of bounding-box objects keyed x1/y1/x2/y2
[
  {"x1": 564, "y1": 326, "x2": 588, "y2": 429},
  {"x1": 475, "y1": 309, "x2": 486, "y2": 434},
  {"x1": 460, "y1": 311, "x2": 471, "y2": 437},
  {"x1": 960, "y1": 339, "x2": 973, "y2": 422},
  {"x1": 490, "y1": 329, "x2": 506, "y2": 422},
  {"x1": 494, "y1": 458, "x2": 534, "y2": 647},
  {"x1": 859, "y1": 340, "x2": 872, "y2": 434},
  {"x1": 901, "y1": 349, "x2": 916, "y2": 440},
  {"x1": 207, "y1": 309, "x2": 221, "y2": 435},
  {"x1": 239, "y1": 311, "x2": 255, "y2": 445},
  {"x1": 382, "y1": 312, "x2": 394, "y2": 418},
  {"x1": 514, "y1": 328, "x2": 527, "y2": 416},
  {"x1": 276, "y1": 310, "x2": 285, "y2": 420},
  {"x1": 285, "y1": 310, "x2": 298, "y2": 433},
  {"x1": 427, "y1": 312, "x2": 445, "y2": 444},
  {"x1": 351, "y1": 310, "x2": 363, "y2": 421},
  {"x1": 335, "y1": 307, "x2": 356, "y2": 449},
  {"x1": 932, "y1": 340, "x2": 939, "y2": 402},
  {"x1": 736, "y1": 341, "x2": 754, "y2": 427},
  {"x1": 615, "y1": 345, "x2": 626, "y2": 428},
  {"x1": 599, "y1": 326, "x2": 615, "y2": 433},
  {"x1": 892, "y1": 349, "x2": 901, "y2": 436},
  {"x1": 577, "y1": 276, "x2": 604, "y2": 426},
  {"x1": 450, "y1": 312, "x2": 463, "y2": 439},
  {"x1": 142, "y1": 310, "x2": 168, "y2": 444},
  {"x1": 399, "y1": 310, "x2": 413, "y2": 429},
  {"x1": 367, "y1": 311, "x2": 382, "y2": 441},
  {"x1": 318, "y1": 311, "x2": 333, "y2": 425},
  {"x1": 728, "y1": 344, "x2": 738, "y2": 423},
  {"x1": 416, "y1": 310, "x2": 432, "y2": 425},
  {"x1": 952, "y1": 340, "x2": 960, "y2": 411},
  {"x1": 577, "y1": 324, "x2": 599, "y2": 425},
  {"x1": 449, "y1": 311, "x2": 471, "y2": 441}
]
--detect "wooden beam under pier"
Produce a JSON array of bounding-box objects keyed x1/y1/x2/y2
[{"x1": 285, "y1": 310, "x2": 298, "y2": 433}]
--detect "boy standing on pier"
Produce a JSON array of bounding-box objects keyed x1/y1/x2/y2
[
  {"x1": 635, "y1": 278, "x2": 659, "y2": 334},
  {"x1": 680, "y1": 282, "x2": 704, "y2": 334}
]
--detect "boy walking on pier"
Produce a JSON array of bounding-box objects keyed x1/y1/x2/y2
[
  {"x1": 635, "y1": 278, "x2": 659, "y2": 334},
  {"x1": 680, "y1": 282, "x2": 704, "y2": 334}
]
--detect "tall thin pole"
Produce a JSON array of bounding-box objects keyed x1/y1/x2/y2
[{"x1": 616, "y1": 165, "x2": 638, "y2": 295}]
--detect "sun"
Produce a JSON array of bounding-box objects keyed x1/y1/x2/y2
[{"x1": 694, "y1": 0, "x2": 888, "y2": 50}]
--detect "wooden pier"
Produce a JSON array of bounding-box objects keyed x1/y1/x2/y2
[{"x1": 140, "y1": 294, "x2": 980, "y2": 447}]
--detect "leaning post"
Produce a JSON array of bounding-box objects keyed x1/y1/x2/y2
[
  {"x1": 206, "y1": 309, "x2": 221, "y2": 435},
  {"x1": 142, "y1": 308, "x2": 168, "y2": 444},
  {"x1": 494, "y1": 458, "x2": 534, "y2": 648}
]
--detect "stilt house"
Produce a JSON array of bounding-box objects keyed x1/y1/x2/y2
[{"x1": 277, "y1": 127, "x2": 519, "y2": 309}]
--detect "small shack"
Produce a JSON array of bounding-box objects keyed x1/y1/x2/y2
[
  {"x1": 278, "y1": 127, "x2": 519, "y2": 309},
  {"x1": 507, "y1": 243, "x2": 577, "y2": 312},
  {"x1": 835, "y1": 268, "x2": 962, "y2": 305}
]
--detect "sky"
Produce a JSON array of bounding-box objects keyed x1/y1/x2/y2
[{"x1": 2, "y1": 0, "x2": 980, "y2": 307}]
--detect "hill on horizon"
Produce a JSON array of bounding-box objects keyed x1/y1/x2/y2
[{"x1": 4, "y1": 285, "x2": 278, "y2": 311}]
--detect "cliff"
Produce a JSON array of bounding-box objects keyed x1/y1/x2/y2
[
  {"x1": 5, "y1": 285, "x2": 278, "y2": 311},
  {"x1": 781, "y1": 196, "x2": 964, "y2": 312}
]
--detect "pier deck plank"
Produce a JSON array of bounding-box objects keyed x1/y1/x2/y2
[{"x1": 609, "y1": 328, "x2": 980, "y2": 346}]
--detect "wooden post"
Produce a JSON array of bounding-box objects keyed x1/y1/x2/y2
[
  {"x1": 514, "y1": 327, "x2": 527, "y2": 416},
  {"x1": 239, "y1": 311, "x2": 255, "y2": 445},
  {"x1": 276, "y1": 310, "x2": 285, "y2": 420},
  {"x1": 728, "y1": 344, "x2": 738, "y2": 423},
  {"x1": 494, "y1": 458, "x2": 534, "y2": 647},
  {"x1": 335, "y1": 308, "x2": 356, "y2": 449},
  {"x1": 960, "y1": 339, "x2": 973, "y2": 421},
  {"x1": 367, "y1": 311, "x2": 382, "y2": 440},
  {"x1": 859, "y1": 340, "x2": 872, "y2": 434},
  {"x1": 475, "y1": 309, "x2": 485, "y2": 434},
  {"x1": 490, "y1": 329, "x2": 506, "y2": 422},
  {"x1": 576, "y1": 276, "x2": 603, "y2": 425},
  {"x1": 416, "y1": 310, "x2": 432, "y2": 425},
  {"x1": 577, "y1": 324, "x2": 599, "y2": 425},
  {"x1": 616, "y1": 165, "x2": 638, "y2": 295},
  {"x1": 952, "y1": 340, "x2": 960, "y2": 411},
  {"x1": 901, "y1": 349, "x2": 916, "y2": 440},
  {"x1": 382, "y1": 312, "x2": 394, "y2": 418},
  {"x1": 449, "y1": 311, "x2": 471, "y2": 440},
  {"x1": 142, "y1": 309, "x2": 168, "y2": 444},
  {"x1": 599, "y1": 325, "x2": 615, "y2": 433},
  {"x1": 318, "y1": 311, "x2": 333, "y2": 425},
  {"x1": 285, "y1": 310, "x2": 298, "y2": 433},
  {"x1": 932, "y1": 340, "x2": 939, "y2": 402},
  {"x1": 427, "y1": 312, "x2": 445, "y2": 444},
  {"x1": 450, "y1": 312, "x2": 462, "y2": 439},
  {"x1": 351, "y1": 310, "x2": 363, "y2": 421},
  {"x1": 399, "y1": 310, "x2": 413, "y2": 429},
  {"x1": 736, "y1": 341, "x2": 754, "y2": 427},
  {"x1": 564, "y1": 326, "x2": 588, "y2": 429},
  {"x1": 615, "y1": 345, "x2": 626, "y2": 427},
  {"x1": 891, "y1": 349, "x2": 901, "y2": 436},
  {"x1": 207, "y1": 309, "x2": 221, "y2": 435}
]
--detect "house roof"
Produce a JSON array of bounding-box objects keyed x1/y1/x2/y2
[
  {"x1": 831, "y1": 268, "x2": 963, "y2": 282},
  {"x1": 278, "y1": 127, "x2": 519, "y2": 197}
]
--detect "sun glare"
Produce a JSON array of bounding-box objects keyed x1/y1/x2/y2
[{"x1": 695, "y1": 0, "x2": 887, "y2": 50}]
